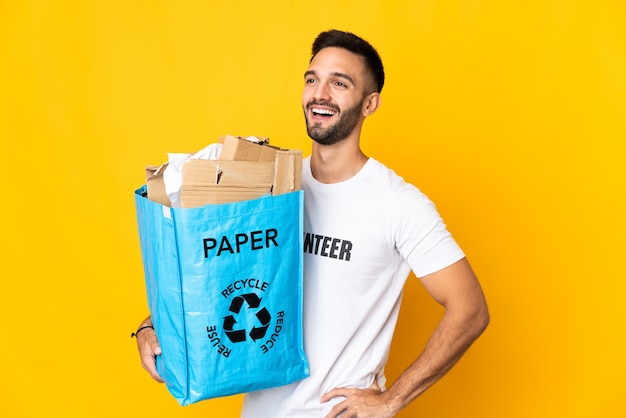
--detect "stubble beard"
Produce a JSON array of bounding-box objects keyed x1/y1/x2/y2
[{"x1": 304, "y1": 99, "x2": 364, "y2": 146}]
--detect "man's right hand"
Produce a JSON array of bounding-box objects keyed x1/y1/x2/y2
[{"x1": 135, "y1": 317, "x2": 164, "y2": 383}]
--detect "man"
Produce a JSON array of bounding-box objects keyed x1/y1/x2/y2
[{"x1": 136, "y1": 29, "x2": 489, "y2": 417}]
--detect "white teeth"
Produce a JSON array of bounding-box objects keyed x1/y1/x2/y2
[{"x1": 312, "y1": 108, "x2": 335, "y2": 116}]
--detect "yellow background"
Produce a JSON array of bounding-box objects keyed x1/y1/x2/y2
[{"x1": 1, "y1": 1, "x2": 625, "y2": 417}]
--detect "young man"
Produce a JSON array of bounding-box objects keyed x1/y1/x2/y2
[{"x1": 136, "y1": 30, "x2": 489, "y2": 417}]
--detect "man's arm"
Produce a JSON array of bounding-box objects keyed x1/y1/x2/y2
[
  {"x1": 135, "y1": 315, "x2": 165, "y2": 383},
  {"x1": 322, "y1": 257, "x2": 489, "y2": 418}
]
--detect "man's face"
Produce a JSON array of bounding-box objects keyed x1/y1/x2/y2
[{"x1": 302, "y1": 47, "x2": 370, "y2": 145}]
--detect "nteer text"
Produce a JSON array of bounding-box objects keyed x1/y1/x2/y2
[{"x1": 303, "y1": 232, "x2": 352, "y2": 261}]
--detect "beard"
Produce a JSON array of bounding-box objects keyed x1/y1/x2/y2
[{"x1": 304, "y1": 99, "x2": 363, "y2": 146}]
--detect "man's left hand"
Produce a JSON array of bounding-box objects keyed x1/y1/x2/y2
[{"x1": 321, "y1": 383, "x2": 398, "y2": 418}]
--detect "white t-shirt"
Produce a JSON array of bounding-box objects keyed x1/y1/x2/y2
[{"x1": 241, "y1": 157, "x2": 464, "y2": 417}]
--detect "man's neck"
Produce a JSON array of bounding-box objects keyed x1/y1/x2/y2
[{"x1": 310, "y1": 137, "x2": 369, "y2": 184}]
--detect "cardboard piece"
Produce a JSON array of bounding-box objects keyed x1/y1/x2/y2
[
  {"x1": 218, "y1": 135, "x2": 274, "y2": 162},
  {"x1": 145, "y1": 163, "x2": 171, "y2": 207},
  {"x1": 180, "y1": 160, "x2": 275, "y2": 206},
  {"x1": 272, "y1": 150, "x2": 302, "y2": 196},
  {"x1": 145, "y1": 135, "x2": 302, "y2": 207}
]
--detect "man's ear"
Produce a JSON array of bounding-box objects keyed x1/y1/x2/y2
[{"x1": 362, "y1": 92, "x2": 381, "y2": 117}]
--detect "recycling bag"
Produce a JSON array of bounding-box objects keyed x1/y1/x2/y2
[{"x1": 134, "y1": 186, "x2": 309, "y2": 405}]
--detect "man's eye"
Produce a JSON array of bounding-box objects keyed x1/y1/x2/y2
[
  {"x1": 305, "y1": 78, "x2": 316, "y2": 84},
  {"x1": 334, "y1": 81, "x2": 347, "y2": 88}
]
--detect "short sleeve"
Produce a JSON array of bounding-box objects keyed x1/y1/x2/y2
[{"x1": 390, "y1": 186, "x2": 465, "y2": 278}]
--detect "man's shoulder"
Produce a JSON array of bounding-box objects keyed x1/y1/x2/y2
[{"x1": 365, "y1": 158, "x2": 420, "y2": 194}]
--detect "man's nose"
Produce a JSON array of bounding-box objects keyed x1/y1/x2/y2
[{"x1": 313, "y1": 82, "x2": 331, "y2": 101}]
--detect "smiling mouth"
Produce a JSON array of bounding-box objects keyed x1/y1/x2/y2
[
  {"x1": 311, "y1": 107, "x2": 337, "y2": 117},
  {"x1": 312, "y1": 107, "x2": 335, "y2": 115}
]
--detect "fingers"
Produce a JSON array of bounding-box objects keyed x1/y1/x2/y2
[
  {"x1": 322, "y1": 388, "x2": 352, "y2": 418},
  {"x1": 321, "y1": 381, "x2": 381, "y2": 403},
  {"x1": 320, "y1": 387, "x2": 361, "y2": 404},
  {"x1": 322, "y1": 384, "x2": 389, "y2": 418},
  {"x1": 137, "y1": 328, "x2": 164, "y2": 383}
]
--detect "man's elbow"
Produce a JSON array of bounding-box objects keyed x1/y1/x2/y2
[{"x1": 472, "y1": 301, "x2": 490, "y2": 338}]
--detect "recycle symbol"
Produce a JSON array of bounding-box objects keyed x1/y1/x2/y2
[{"x1": 223, "y1": 292, "x2": 271, "y2": 343}]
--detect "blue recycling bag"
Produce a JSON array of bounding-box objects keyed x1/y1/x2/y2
[{"x1": 134, "y1": 186, "x2": 309, "y2": 405}]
